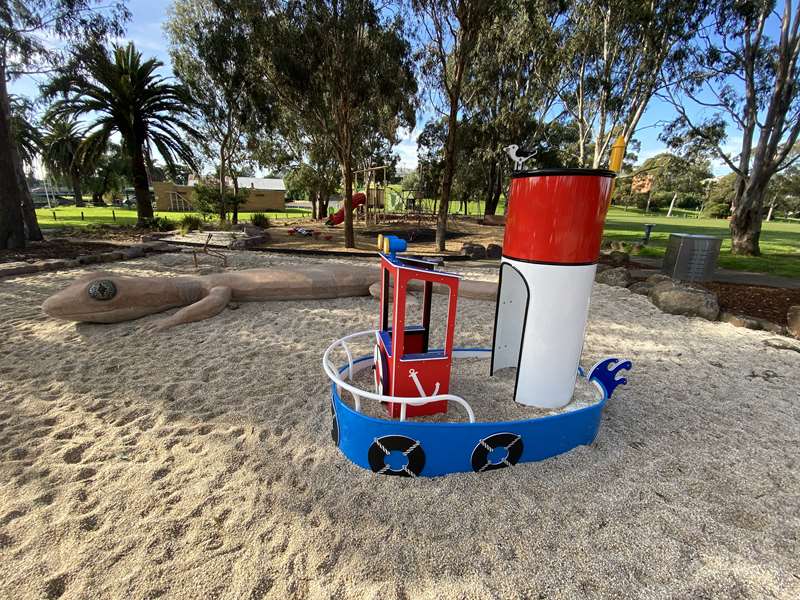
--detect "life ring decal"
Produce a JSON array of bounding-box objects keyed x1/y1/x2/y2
[
  {"x1": 368, "y1": 435, "x2": 425, "y2": 477},
  {"x1": 330, "y1": 398, "x2": 339, "y2": 446},
  {"x1": 471, "y1": 432, "x2": 523, "y2": 473},
  {"x1": 373, "y1": 344, "x2": 389, "y2": 395}
]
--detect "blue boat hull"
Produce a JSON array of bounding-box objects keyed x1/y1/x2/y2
[{"x1": 330, "y1": 353, "x2": 629, "y2": 477}]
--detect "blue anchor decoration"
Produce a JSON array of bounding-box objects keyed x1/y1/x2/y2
[{"x1": 587, "y1": 357, "x2": 632, "y2": 400}]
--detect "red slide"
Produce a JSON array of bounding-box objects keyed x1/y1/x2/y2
[{"x1": 326, "y1": 192, "x2": 366, "y2": 226}]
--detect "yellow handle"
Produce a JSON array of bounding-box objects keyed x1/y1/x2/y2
[
  {"x1": 377, "y1": 234, "x2": 384, "y2": 251},
  {"x1": 609, "y1": 135, "x2": 626, "y2": 173}
]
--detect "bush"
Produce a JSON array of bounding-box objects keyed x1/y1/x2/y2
[
  {"x1": 702, "y1": 201, "x2": 731, "y2": 219},
  {"x1": 179, "y1": 214, "x2": 204, "y2": 234},
  {"x1": 149, "y1": 216, "x2": 175, "y2": 231},
  {"x1": 250, "y1": 212, "x2": 270, "y2": 228}
]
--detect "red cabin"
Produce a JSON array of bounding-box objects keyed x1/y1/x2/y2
[{"x1": 373, "y1": 248, "x2": 460, "y2": 419}]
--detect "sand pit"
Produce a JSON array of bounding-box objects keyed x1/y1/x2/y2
[{"x1": 1, "y1": 251, "x2": 799, "y2": 599}]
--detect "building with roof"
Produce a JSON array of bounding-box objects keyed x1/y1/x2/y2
[{"x1": 153, "y1": 177, "x2": 286, "y2": 212}]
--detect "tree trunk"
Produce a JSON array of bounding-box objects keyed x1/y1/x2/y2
[
  {"x1": 318, "y1": 193, "x2": 329, "y2": 221},
  {"x1": 16, "y1": 148, "x2": 43, "y2": 241},
  {"x1": 666, "y1": 192, "x2": 677, "y2": 217},
  {"x1": 766, "y1": 200, "x2": 774, "y2": 222},
  {"x1": 484, "y1": 161, "x2": 503, "y2": 217},
  {"x1": 730, "y1": 178, "x2": 767, "y2": 255},
  {"x1": 231, "y1": 172, "x2": 239, "y2": 224},
  {"x1": 436, "y1": 102, "x2": 460, "y2": 252},
  {"x1": 71, "y1": 173, "x2": 83, "y2": 207},
  {"x1": 483, "y1": 161, "x2": 497, "y2": 216},
  {"x1": 0, "y1": 56, "x2": 27, "y2": 249},
  {"x1": 342, "y1": 159, "x2": 355, "y2": 248},
  {"x1": 219, "y1": 149, "x2": 227, "y2": 222},
  {"x1": 310, "y1": 192, "x2": 318, "y2": 220},
  {"x1": 130, "y1": 139, "x2": 154, "y2": 226}
]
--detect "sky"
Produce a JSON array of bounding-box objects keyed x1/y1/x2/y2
[{"x1": 9, "y1": 0, "x2": 742, "y2": 177}]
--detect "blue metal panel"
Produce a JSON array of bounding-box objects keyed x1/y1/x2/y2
[{"x1": 330, "y1": 352, "x2": 631, "y2": 478}]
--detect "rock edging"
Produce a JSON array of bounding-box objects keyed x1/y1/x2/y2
[{"x1": 0, "y1": 241, "x2": 177, "y2": 279}]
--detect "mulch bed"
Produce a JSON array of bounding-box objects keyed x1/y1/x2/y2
[
  {"x1": 0, "y1": 239, "x2": 123, "y2": 264},
  {"x1": 699, "y1": 282, "x2": 800, "y2": 326}
]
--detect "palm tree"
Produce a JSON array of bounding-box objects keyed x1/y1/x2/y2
[
  {"x1": 46, "y1": 42, "x2": 197, "y2": 226},
  {"x1": 9, "y1": 95, "x2": 41, "y2": 169},
  {"x1": 41, "y1": 117, "x2": 87, "y2": 206}
]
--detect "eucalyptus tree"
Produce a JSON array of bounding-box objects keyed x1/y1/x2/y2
[
  {"x1": 45, "y1": 43, "x2": 198, "y2": 226},
  {"x1": 166, "y1": 0, "x2": 264, "y2": 223},
  {"x1": 661, "y1": 0, "x2": 800, "y2": 255},
  {"x1": 554, "y1": 0, "x2": 709, "y2": 168},
  {"x1": 0, "y1": 0, "x2": 126, "y2": 248},
  {"x1": 413, "y1": 0, "x2": 498, "y2": 251},
  {"x1": 41, "y1": 117, "x2": 88, "y2": 206},
  {"x1": 226, "y1": 0, "x2": 416, "y2": 247},
  {"x1": 461, "y1": 0, "x2": 567, "y2": 216},
  {"x1": 254, "y1": 114, "x2": 341, "y2": 221},
  {"x1": 767, "y1": 166, "x2": 800, "y2": 220}
]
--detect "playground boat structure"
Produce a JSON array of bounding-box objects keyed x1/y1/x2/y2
[{"x1": 321, "y1": 163, "x2": 634, "y2": 478}]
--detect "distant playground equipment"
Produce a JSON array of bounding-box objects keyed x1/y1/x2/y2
[
  {"x1": 326, "y1": 164, "x2": 394, "y2": 226},
  {"x1": 326, "y1": 192, "x2": 366, "y2": 226},
  {"x1": 322, "y1": 140, "x2": 633, "y2": 477}
]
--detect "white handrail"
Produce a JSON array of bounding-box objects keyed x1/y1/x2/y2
[{"x1": 322, "y1": 330, "x2": 477, "y2": 423}]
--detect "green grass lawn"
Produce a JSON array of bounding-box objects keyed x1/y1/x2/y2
[
  {"x1": 35, "y1": 206, "x2": 313, "y2": 229},
  {"x1": 34, "y1": 204, "x2": 799, "y2": 278},
  {"x1": 603, "y1": 207, "x2": 800, "y2": 279}
]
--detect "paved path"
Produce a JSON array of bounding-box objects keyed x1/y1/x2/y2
[{"x1": 631, "y1": 256, "x2": 800, "y2": 289}]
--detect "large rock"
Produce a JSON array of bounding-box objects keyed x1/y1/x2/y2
[
  {"x1": 76, "y1": 254, "x2": 102, "y2": 265},
  {"x1": 122, "y1": 246, "x2": 146, "y2": 259},
  {"x1": 788, "y1": 305, "x2": 800, "y2": 339},
  {"x1": 0, "y1": 262, "x2": 39, "y2": 278},
  {"x1": 486, "y1": 243, "x2": 503, "y2": 260},
  {"x1": 649, "y1": 281, "x2": 719, "y2": 321},
  {"x1": 628, "y1": 281, "x2": 653, "y2": 295},
  {"x1": 595, "y1": 267, "x2": 632, "y2": 287},
  {"x1": 607, "y1": 250, "x2": 630, "y2": 267},
  {"x1": 142, "y1": 241, "x2": 177, "y2": 253},
  {"x1": 243, "y1": 224, "x2": 266, "y2": 237},
  {"x1": 719, "y1": 312, "x2": 764, "y2": 330},
  {"x1": 461, "y1": 243, "x2": 487, "y2": 259},
  {"x1": 97, "y1": 251, "x2": 125, "y2": 263},
  {"x1": 646, "y1": 273, "x2": 673, "y2": 285},
  {"x1": 229, "y1": 234, "x2": 270, "y2": 250},
  {"x1": 482, "y1": 214, "x2": 505, "y2": 226}
]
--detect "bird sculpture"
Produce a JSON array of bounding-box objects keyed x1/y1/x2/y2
[{"x1": 504, "y1": 145, "x2": 536, "y2": 171}]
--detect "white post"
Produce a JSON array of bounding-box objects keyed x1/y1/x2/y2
[
  {"x1": 43, "y1": 176, "x2": 53, "y2": 209},
  {"x1": 666, "y1": 192, "x2": 677, "y2": 217}
]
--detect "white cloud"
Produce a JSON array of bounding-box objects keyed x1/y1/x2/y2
[{"x1": 393, "y1": 126, "x2": 420, "y2": 169}]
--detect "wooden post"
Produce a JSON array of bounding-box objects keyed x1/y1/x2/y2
[
  {"x1": 81, "y1": 211, "x2": 85, "y2": 221},
  {"x1": 52, "y1": 211, "x2": 57, "y2": 221},
  {"x1": 112, "y1": 210, "x2": 116, "y2": 222}
]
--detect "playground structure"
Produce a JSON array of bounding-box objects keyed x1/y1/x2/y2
[
  {"x1": 325, "y1": 164, "x2": 481, "y2": 228},
  {"x1": 322, "y1": 165, "x2": 633, "y2": 477}
]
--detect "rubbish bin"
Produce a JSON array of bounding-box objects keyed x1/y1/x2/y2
[{"x1": 662, "y1": 233, "x2": 722, "y2": 281}]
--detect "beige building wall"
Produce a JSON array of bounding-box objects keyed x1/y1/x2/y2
[{"x1": 153, "y1": 182, "x2": 285, "y2": 212}]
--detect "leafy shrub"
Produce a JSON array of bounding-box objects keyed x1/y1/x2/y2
[
  {"x1": 702, "y1": 202, "x2": 731, "y2": 219},
  {"x1": 250, "y1": 212, "x2": 270, "y2": 228},
  {"x1": 179, "y1": 214, "x2": 204, "y2": 233},
  {"x1": 149, "y1": 216, "x2": 175, "y2": 231}
]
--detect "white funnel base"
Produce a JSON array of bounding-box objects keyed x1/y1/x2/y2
[{"x1": 491, "y1": 259, "x2": 596, "y2": 409}]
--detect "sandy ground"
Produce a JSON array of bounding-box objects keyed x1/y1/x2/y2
[{"x1": 1, "y1": 251, "x2": 799, "y2": 600}]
